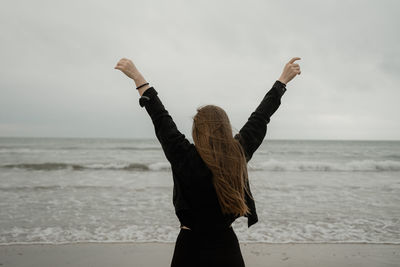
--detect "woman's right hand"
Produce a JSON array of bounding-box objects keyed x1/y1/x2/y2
[{"x1": 278, "y1": 57, "x2": 301, "y2": 84}]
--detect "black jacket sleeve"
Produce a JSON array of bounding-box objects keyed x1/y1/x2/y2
[
  {"x1": 234, "y1": 80, "x2": 286, "y2": 162},
  {"x1": 140, "y1": 87, "x2": 193, "y2": 167}
]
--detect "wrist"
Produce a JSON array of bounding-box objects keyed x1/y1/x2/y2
[
  {"x1": 133, "y1": 74, "x2": 151, "y2": 96},
  {"x1": 133, "y1": 73, "x2": 146, "y2": 85},
  {"x1": 278, "y1": 77, "x2": 287, "y2": 85}
]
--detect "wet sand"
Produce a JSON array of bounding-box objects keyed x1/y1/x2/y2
[{"x1": 0, "y1": 242, "x2": 399, "y2": 267}]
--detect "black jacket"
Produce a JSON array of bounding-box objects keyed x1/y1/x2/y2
[{"x1": 139, "y1": 80, "x2": 286, "y2": 232}]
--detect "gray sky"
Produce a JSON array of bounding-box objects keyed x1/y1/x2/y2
[{"x1": 0, "y1": 0, "x2": 399, "y2": 140}]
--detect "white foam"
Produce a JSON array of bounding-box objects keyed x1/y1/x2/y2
[
  {"x1": 250, "y1": 159, "x2": 400, "y2": 172},
  {"x1": 148, "y1": 162, "x2": 171, "y2": 171}
]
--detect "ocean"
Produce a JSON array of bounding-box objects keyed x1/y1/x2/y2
[{"x1": 0, "y1": 137, "x2": 399, "y2": 245}]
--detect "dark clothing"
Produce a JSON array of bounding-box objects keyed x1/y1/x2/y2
[
  {"x1": 170, "y1": 227, "x2": 245, "y2": 267},
  {"x1": 140, "y1": 80, "x2": 286, "y2": 232}
]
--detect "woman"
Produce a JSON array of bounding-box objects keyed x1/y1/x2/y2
[{"x1": 115, "y1": 57, "x2": 301, "y2": 267}]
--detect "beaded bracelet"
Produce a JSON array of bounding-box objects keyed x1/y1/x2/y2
[{"x1": 136, "y1": 82, "x2": 149, "y2": 90}]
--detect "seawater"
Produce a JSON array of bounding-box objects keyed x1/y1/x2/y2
[{"x1": 0, "y1": 137, "x2": 399, "y2": 244}]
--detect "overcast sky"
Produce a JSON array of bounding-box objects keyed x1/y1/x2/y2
[{"x1": 0, "y1": 0, "x2": 399, "y2": 140}]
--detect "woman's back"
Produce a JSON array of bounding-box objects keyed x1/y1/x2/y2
[{"x1": 115, "y1": 56, "x2": 301, "y2": 267}]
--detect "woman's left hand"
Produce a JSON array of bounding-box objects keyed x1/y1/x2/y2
[{"x1": 114, "y1": 58, "x2": 140, "y2": 80}]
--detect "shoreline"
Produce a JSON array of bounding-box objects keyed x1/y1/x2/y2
[
  {"x1": 1, "y1": 242, "x2": 399, "y2": 267},
  {"x1": 1, "y1": 241, "x2": 400, "y2": 246}
]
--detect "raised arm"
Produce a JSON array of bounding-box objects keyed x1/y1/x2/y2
[
  {"x1": 234, "y1": 57, "x2": 301, "y2": 162},
  {"x1": 234, "y1": 80, "x2": 286, "y2": 162},
  {"x1": 140, "y1": 86, "x2": 193, "y2": 167},
  {"x1": 114, "y1": 58, "x2": 193, "y2": 167}
]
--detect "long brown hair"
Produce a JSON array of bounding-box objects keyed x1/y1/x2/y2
[{"x1": 192, "y1": 104, "x2": 253, "y2": 217}]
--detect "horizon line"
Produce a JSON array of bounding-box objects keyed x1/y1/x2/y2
[{"x1": 0, "y1": 136, "x2": 399, "y2": 142}]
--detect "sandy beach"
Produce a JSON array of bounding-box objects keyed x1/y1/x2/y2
[{"x1": 0, "y1": 242, "x2": 399, "y2": 267}]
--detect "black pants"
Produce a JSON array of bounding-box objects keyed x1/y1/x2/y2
[{"x1": 170, "y1": 226, "x2": 245, "y2": 267}]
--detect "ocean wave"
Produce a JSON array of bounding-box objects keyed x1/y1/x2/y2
[
  {"x1": 384, "y1": 154, "x2": 400, "y2": 160},
  {"x1": 0, "y1": 185, "x2": 168, "y2": 192},
  {"x1": 1, "y1": 162, "x2": 86, "y2": 170},
  {"x1": 2, "y1": 240, "x2": 399, "y2": 245},
  {"x1": 0, "y1": 162, "x2": 171, "y2": 171},
  {"x1": 249, "y1": 159, "x2": 400, "y2": 172},
  {"x1": 0, "y1": 146, "x2": 161, "y2": 153},
  {"x1": 2, "y1": 159, "x2": 400, "y2": 172},
  {"x1": 1, "y1": 220, "x2": 399, "y2": 245},
  {"x1": 57, "y1": 146, "x2": 161, "y2": 151},
  {"x1": 0, "y1": 185, "x2": 114, "y2": 192}
]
